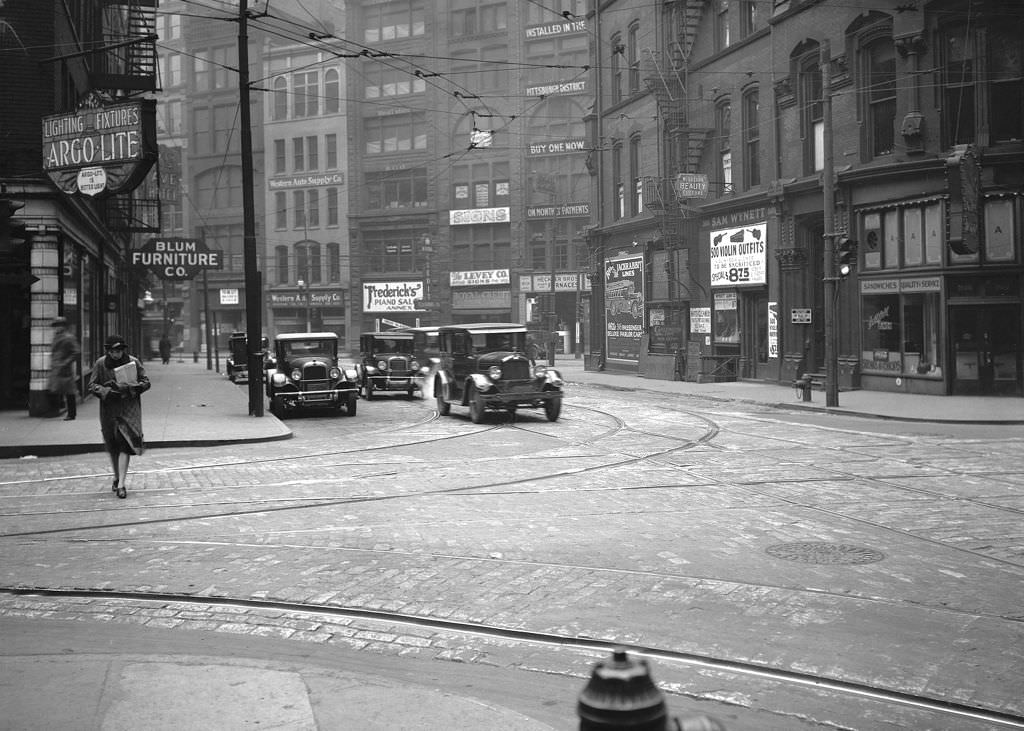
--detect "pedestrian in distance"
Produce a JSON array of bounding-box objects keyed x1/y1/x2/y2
[
  {"x1": 47, "y1": 316, "x2": 81, "y2": 421},
  {"x1": 87, "y1": 335, "x2": 151, "y2": 499},
  {"x1": 158, "y1": 333, "x2": 172, "y2": 365}
]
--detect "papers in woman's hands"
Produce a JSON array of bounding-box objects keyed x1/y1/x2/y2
[{"x1": 113, "y1": 361, "x2": 138, "y2": 386}]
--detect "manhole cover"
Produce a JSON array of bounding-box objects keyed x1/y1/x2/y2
[{"x1": 765, "y1": 542, "x2": 885, "y2": 565}]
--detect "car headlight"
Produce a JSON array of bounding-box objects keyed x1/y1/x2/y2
[
  {"x1": 271, "y1": 372, "x2": 287, "y2": 386},
  {"x1": 533, "y1": 365, "x2": 548, "y2": 378},
  {"x1": 410, "y1": 360, "x2": 420, "y2": 371},
  {"x1": 329, "y1": 367, "x2": 340, "y2": 379},
  {"x1": 377, "y1": 360, "x2": 387, "y2": 370},
  {"x1": 488, "y1": 365, "x2": 502, "y2": 380},
  {"x1": 291, "y1": 369, "x2": 302, "y2": 381},
  {"x1": 344, "y1": 368, "x2": 358, "y2": 380}
]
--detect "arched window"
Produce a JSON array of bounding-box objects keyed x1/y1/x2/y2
[
  {"x1": 324, "y1": 68, "x2": 340, "y2": 114},
  {"x1": 742, "y1": 87, "x2": 760, "y2": 189},
  {"x1": 716, "y1": 100, "x2": 732, "y2": 192},
  {"x1": 273, "y1": 76, "x2": 288, "y2": 121},
  {"x1": 796, "y1": 45, "x2": 822, "y2": 174},
  {"x1": 610, "y1": 32, "x2": 623, "y2": 104}
]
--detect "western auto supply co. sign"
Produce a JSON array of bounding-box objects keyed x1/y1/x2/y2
[
  {"x1": 42, "y1": 98, "x2": 157, "y2": 197},
  {"x1": 132, "y1": 238, "x2": 223, "y2": 281}
]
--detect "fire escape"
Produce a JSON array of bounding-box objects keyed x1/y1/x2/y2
[
  {"x1": 93, "y1": 0, "x2": 161, "y2": 233},
  {"x1": 641, "y1": 0, "x2": 711, "y2": 242}
]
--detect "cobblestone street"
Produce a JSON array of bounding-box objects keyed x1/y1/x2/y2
[{"x1": 2, "y1": 381, "x2": 1023, "y2": 729}]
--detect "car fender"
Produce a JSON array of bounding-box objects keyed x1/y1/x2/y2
[
  {"x1": 543, "y1": 368, "x2": 564, "y2": 387},
  {"x1": 434, "y1": 369, "x2": 453, "y2": 400},
  {"x1": 468, "y1": 372, "x2": 495, "y2": 393}
]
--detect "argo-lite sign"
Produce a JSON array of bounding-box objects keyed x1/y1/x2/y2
[
  {"x1": 131, "y1": 237, "x2": 223, "y2": 281},
  {"x1": 42, "y1": 98, "x2": 157, "y2": 197}
]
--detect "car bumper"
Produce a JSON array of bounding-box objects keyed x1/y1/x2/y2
[
  {"x1": 476, "y1": 388, "x2": 561, "y2": 409},
  {"x1": 368, "y1": 376, "x2": 420, "y2": 391},
  {"x1": 274, "y1": 388, "x2": 357, "y2": 408}
]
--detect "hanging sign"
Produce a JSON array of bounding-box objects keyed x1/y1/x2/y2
[
  {"x1": 42, "y1": 97, "x2": 157, "y2": 197},
  {"x1": 132, "y1": 237, "x2": 223, "y2": 281}
]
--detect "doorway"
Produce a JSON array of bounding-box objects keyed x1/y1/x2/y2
[
  {"x1": 740, "y1": 291, "x2": 770, "y2": 379},
  {"x1": 949, "y1": 304, "x2": 1021, "y2": 395}
]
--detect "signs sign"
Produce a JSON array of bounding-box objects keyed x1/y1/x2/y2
[
  {"x1": 450, "y1": 269, "x2": 510, "y2": 287},
  {"x1": 132, "y1": 237, "x2": 223, "y2": 281},
  {"x1": 42, "y1": 98, "x2": 157, "y2": 197}
]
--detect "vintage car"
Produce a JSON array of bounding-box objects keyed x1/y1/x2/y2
[
  {"x1": 397, "y1": 325, "x2": 440, "y2": 365},
  {"x1": 357, "y1": 331, "x2": 424, "y2": 399},
  {"x1": 433, "y1": 322, "x2": 564, "y2": 422},
  {"x1": 226, "y1": 332, "x2": 271, "y2": 384},
  {"x1": 266, "y1": 332, "x2": 359, "y2": 417}
]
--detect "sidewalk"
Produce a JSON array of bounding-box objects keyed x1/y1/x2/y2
[
  {"x1": 0, "y1": 358, "x2": 291, "y2": 459},
  {"x1": 553, "y1": 357, "x2": 1024, "y2": 424},
  {"x1": 1, "y1": 356, "x2": 1021, "y2": 459}
]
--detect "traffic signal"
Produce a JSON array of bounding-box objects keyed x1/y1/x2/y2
[
  {"x1": 0, "y1": 198, "x2": 31, "y2": 253},
  {"x1": 837, "y1": 236, "x2": 858, "y2": 278}
]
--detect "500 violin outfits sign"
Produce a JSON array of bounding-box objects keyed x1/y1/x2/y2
[{"x1": 42, "y1": 98, "x2": 158, "y2": 198}]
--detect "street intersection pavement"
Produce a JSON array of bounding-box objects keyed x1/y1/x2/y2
[
  {"x1": 1, "y1": 356, "x2": 1022, "y2": 729},
  {"x1": 2, "y1": 354, "x2": 1021, "y2": 460}
]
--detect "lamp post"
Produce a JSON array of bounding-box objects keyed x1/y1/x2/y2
[{"x1": 297, "y1": 279, "x2": 311, "y2": 332}]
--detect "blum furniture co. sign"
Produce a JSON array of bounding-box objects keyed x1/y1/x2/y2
[
  {"x1": 131, "y1": 238, "x2": 223, "y2": 281},
  {"x1": 42, "y1": 97, "x2": 157, "y2": 198}
]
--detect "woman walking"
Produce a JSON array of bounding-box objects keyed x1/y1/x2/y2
[{"x1": 87, "y1": 335, "x2": 151, "y2": 498}]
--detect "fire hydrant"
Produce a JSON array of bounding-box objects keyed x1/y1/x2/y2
[
  {"x1": 577, "y1": 648, "x2": 668, "y2": 730},
  {"x1": 577, "y1": 648, "x2": 728, "y2": 730}
]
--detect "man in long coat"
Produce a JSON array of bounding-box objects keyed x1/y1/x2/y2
[{"x1": 47, "y1": 317, "x2": 80, "y2": 420}]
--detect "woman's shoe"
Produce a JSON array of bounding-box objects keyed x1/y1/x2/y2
[
  {"x1": 116, "y1": 486, "x2": 126, "y2": 499},
  {"x1": 112, "y1": 479, "x2": 119, "y2": 493}
]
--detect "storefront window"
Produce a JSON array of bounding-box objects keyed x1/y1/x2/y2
[
  {"x1": 861, "y1": 292, "x2": 942, "y2": 377},
  {"x1": 901, "y1": 293, "x2": 942, "y2": 377},
  {"x1": 861, "y1": 294, "x2": 900, "y2": 373},
  {"x1": 713, "y1": 291, "x2": 739, "y2": 343}
]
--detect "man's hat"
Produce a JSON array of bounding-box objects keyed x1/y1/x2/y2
[
  {"x1": 51, "y1": 317, "x2": 68, "y2": 327},
  {"x1": 105, "y1": 335, "x2": 127, "y2": 349}
]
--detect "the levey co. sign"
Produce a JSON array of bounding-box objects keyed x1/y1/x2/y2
[{"x1": 132, "y1": 237, "x2": 223, "y2": 281}]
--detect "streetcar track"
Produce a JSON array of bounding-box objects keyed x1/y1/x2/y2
[
  {"x1": 3, "y1": 588, "x2": 1022, "y2": 729},
  {"x1": 15, "y1": 533, "x2": 1021, "y2": 625},
  {"x1": 4, "y1": 399, "x2": 1023, "y2": 726}
]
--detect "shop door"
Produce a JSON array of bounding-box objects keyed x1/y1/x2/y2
[
  {"x1": 740, "y1": 292, "x2": 770, "y2": 379},
  {"x1": 950, "y1": 304, "x2": 1022, "y2": 395}
]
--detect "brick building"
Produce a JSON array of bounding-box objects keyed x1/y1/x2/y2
[{"x1": 587, "y1": 0, "x2": 1023, "y2": 397}]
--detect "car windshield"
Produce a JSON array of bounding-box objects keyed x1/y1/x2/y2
[
  {"x1": 282, "y1": 340, "x2": 335, "y2": 359},
  {"x1": 471, "y1": 332, "x2": 524, "y2": 353},
  {"x1": 370, "y1": 338, "x2": 414, "y2": 355}
]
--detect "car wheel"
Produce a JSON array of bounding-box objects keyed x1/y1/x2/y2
[
  {"x1": 407, "y1": 385, "x2": 416, "y2": 399},
  {"x1": 345, "y1": 394, "x2": 358, "y2": 416},
  {"x1": 271, "y1": 395, "x2": 286, "y2": 419},
  {"x1": 544, "y1": 396, "x2": 562, "y2": 422},
  {"x1": 435, "y1": 382, "x2": 450, "y2": 416},
  {"x1": 468, "y1": 385, "x2": 485, "y2": 424},
  {"x1": 364, "y1": 380, "x2": 374, "y2": 400}
]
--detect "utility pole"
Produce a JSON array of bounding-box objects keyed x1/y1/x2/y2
[
  {"x1": 239, "y1": 0, "x2": 264, "y2": 416},
  {"x1": 821, "y1": 40, "x2": 839, "y2": 408}
]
